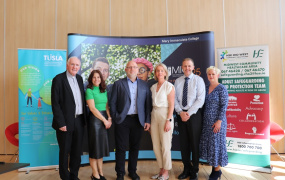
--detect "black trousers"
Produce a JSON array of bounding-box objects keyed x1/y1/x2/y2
[
  {"x1": 115, "y1": 115, "x2": 143, "y2": 175},
  {"x1": 56, "y1": 116, "x2": 84, "y2": 180},
  {"x1": 177, "y1": 109, "x2": 202, "y2": 173}
]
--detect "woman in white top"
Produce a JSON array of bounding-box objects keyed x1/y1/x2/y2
[{"x1": 150, "y1": 63, "x2": 175, "y2": 180}]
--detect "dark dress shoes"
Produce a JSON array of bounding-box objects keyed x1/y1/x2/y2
[
  {"x1": 128, "y1": 172, "x2": 140, "y2": 180},
  {"x1": 209, "y1": 170, "x2": 222, "y2": 180},
  {"x1": 91, "y1": 174, "x2": 100, "y2": 180},
  {"x1": 99, "y1": 174, "x2": 106, "y2": 180},
  {"x1": 116, "y1": 174, "x2": 124, "y2": 180},
  {"x1": 189, "y1": 172, "x2": 198, "y2": 180},
  {"x1": 178, "y1": 170, "x2": 190, "y2": 179}
]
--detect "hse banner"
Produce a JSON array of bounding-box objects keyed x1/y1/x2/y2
[
  {"x1": 217, "y1": 45, "x2": 270, "y2": 170},
  {"x1": 68, "y1": 32, "x2": 215, "y2": 162},
  {"x1": 18, "y1": 49, "x2": 66, "y2": 169}
]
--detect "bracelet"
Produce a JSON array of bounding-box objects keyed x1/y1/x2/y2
[{"x1": 108, "y1": 117, "x2": 112, "y2": 119}]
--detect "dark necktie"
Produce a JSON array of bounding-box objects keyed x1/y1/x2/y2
[{"x1": 182, "y1": 77, "x2": 189, "y2": 107}]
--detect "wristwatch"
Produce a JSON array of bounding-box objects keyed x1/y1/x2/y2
[{"x1": 167, "y1": 119, "x2": 172, "y2": 122}]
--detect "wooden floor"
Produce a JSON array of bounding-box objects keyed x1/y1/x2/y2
[{"x1": 0, "y1": 154, "x2": 284, "y2": 180}]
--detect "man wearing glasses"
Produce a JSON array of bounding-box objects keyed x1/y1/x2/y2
[{"x1": 110, "y1": 60, "x2": 152, "y2": 180}]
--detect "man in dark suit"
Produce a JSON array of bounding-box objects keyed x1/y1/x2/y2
[
  {"x1": 109, "y1": 60, "x2": 152, "y2": 180},
  {"x1": 51, "y1": 56, "x2": 86, "y2": 180}
]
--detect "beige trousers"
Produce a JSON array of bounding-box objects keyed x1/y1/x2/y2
[{"x1": 150, "y1": 107, "x2": 174, "y2": 170}]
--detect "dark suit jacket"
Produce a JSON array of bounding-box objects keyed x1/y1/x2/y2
[
  {"x1": 51, "y1": 71, "x2": 86, "y2": 132},
  {"x1": 109, "y1": 77, "x2": 151, "y2": 127}
]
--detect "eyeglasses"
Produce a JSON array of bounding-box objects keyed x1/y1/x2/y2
[
  {"x1": 126, "y1": 66, "x2": 138, "y2": 69},
  {"x1": 138, "y1": 67, "x2": 148, "y2": 74}
]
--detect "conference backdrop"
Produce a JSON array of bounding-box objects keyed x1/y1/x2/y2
[{"x1": 68, "y1": 32, "x2": 215, "y2": 162}]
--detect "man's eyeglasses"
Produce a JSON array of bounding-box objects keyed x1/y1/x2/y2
[{"x1": 126, "y1": 66, "x2": 138, "y2": 69}]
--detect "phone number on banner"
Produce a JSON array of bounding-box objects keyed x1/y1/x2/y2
[{"x1": 226, "y1": 137, "x2": 270, "y2": 155}]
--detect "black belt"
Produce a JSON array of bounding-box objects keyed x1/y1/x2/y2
[
  {"x1": 127, "y1": 114, "x2": 138, "y2": 118},
  {"x1": 182, "y1": 109, "x2": 188, "y2": 112},
  {"x1": 75, "y1": 114, "x2": 83, "y2": 118}
]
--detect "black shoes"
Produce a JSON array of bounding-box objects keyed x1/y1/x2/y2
[
  {"x1": 91, "y1": 174, "x2": 100, "y2": 180},
  {"x1": 209, "y1": 170, "x2": 222, "y2": 180},
  {"x1": 178, "y1": 170, "x2": 198, "y2": 180},
  {"x1": 99, "y1": 175, "x2": 106, "y2": 180},
  {"x1": 178, "y1": 170, "x2": 190, "y2": 179},
  {"x1": 116, "y1": 174, "x2": 124, "y2": 180},
  {"x1": 128, "y1": 172, "x2": 140, "y2": 180},
  {"x1": 189, "y1": 172, "x2": 198, "y2": 180}
]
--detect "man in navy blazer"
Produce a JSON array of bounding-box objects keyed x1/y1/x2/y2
[
  {"x1": 109, "y1": 60, "x2": 152, "y2": 180},
  {"x1": 51, "y1": 57, "x2": 86, "y2": 180}
]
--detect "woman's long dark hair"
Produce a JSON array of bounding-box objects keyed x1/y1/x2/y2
[{"x1": 87, "y1": 70, "x2": 106, "y2": 93}]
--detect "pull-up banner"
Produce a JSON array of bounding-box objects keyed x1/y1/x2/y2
[
  {"x1": 68, "y1": 32, "x2": 215, "y2": 162},
  {"x1": 217, "y1": 45, "x2": 270, "y2": 172},
  {"x1": 18, "y1": 49, "x2": 66, "y2": 170}
]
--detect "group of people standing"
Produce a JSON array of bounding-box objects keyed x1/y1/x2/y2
[{"x1": 51, "y1": 56, "x2": 229, "y2": 180}]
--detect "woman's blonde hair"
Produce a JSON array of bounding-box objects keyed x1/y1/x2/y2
[
  {"x1": 206, "y1": 66, "x2": 221, "y2": 75},
  {"x1": 153, "y1": 63, "x2": 169, "y2": 81}
]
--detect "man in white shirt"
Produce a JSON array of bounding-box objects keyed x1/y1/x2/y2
[{"x1": 174, "y1": 58, "x2": 205, "y2": 180}]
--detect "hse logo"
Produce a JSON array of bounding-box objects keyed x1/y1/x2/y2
[
  {"x1": 220, "y1": 50, "x2": 228, "y2": 62},
  {"x1": 253, "y1": 49, "x2": 264, "y2": 58},
  {"x1": 226, "y1": 139, "x2": 234, "y2": 148},
  {"x1": 44, "y1": 54, "x2": 63, "y2": 61}
]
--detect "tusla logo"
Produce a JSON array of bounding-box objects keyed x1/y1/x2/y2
[
  {"x1": 253, "y1": 95, "x2": 260, "y2": 102},
  {"x1": 220, "y1": 50, "x2": 228, "y2": 62},
  {"x1": 44, "y1": 54, "x2": 63, "y2": 61}
]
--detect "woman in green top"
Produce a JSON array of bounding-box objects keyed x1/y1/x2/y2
[{"x1": 86, "y1": 70, "x2": 112, "y2": 180}]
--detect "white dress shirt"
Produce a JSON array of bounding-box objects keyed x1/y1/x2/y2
[{"x1": 174, "y1": 73, "x2": 205, "y2": 116}]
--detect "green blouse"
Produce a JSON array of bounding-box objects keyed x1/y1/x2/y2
[{"x1": 85, "y1": 86, "x2": 107, "y2": 111}]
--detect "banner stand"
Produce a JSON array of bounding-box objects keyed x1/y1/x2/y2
[
  {"x1": 226, "y1": 163, "x2": 271, "y2": 173},
  {"x1": 218, "y1": 45, "x2": 270, "y2": 173},
  {"x1": 18, "y1": 165, "x2": 59, "y2": 173},
  {"x1": 18, "y1": 49, "x2": 66, "y2": 172}
]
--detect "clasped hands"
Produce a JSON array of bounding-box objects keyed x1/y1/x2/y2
[
  {"x1": 104, "y1": 117, "x2": 112, "y2": 129},
  {"x1": 180, "y1": 111, "x2": 190, "y2": 122}
]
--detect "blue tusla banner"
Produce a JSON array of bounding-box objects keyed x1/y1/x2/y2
[{"x1": 18, "y1": 49, "x2": 66, "y2": 170}]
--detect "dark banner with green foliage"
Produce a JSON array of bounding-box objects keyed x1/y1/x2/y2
[{"x1": 68, "y1": 32, "x2": 215, "y2": 161}]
